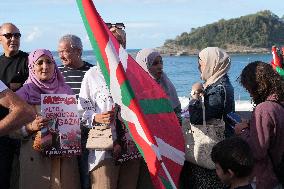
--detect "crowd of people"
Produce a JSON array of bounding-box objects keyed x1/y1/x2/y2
[{"x1": 0, "y1": 21, "x2": 283, "y2": 189}]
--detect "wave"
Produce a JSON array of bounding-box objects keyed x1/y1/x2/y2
[{"x1": 178, "y1": 97, "x2": 253, "y2": 111}]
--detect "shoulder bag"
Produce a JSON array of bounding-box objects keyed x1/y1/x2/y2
[{"x1": 182, "y1": 85, "x2": 226, "y2": 169}]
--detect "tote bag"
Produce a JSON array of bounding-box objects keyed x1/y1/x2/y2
[{"x1": 182, "y1": 87, "x2": 226, "y2": 169}]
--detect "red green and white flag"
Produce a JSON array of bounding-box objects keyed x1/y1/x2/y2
[{"x1": 77, "y1": 1, "x2": 185, "y2": 188}]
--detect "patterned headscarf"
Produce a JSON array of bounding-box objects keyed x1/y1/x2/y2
[
  {"x1": 136, "y1": 48, "x2": 180, "y2": 109},
  {"x1": 199, "y1": 47, "x2": 231, "y2": 88},
  {"x1": 16, "y1": 49, "x2": 73, "y2": 104}
]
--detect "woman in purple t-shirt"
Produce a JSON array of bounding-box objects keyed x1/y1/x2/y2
[{"x1": 236, "y1": 61, "x2": 284, "y2": 189}]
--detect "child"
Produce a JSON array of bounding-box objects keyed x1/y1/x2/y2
[
  {"x1": 190, "y1": 82, "x2": 204, "y2": 100},
  {"x1": 211, "y1": 137, "x2": 254, "y2": 189}
]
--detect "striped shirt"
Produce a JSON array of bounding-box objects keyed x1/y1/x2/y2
[{"x1": 58, "y1": 61, "x2": 93, "y2": 98}]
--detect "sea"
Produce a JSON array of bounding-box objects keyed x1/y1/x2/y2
[{"x1": 52, "y1": 50, "x2": 272, "y2": 110}]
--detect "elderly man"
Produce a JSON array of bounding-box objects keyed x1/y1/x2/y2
[
  {"x1": 0, "y1": 23, "x2": 29, "y2": 189},
  {"x1": 58, "y1": 34, "x2": 93, "y2": 97},
  {"x1": 0, "y1": 23, "x2": 28, "y2": 91},
  {"x1": 58, "y1": 34, "x2": 93, "y2": 189}
]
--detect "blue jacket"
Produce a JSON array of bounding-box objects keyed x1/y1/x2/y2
[{"x1": 189, "y1": 74, "x2": 235, "y2": 137}]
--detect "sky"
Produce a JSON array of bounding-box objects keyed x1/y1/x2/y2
[{"x1": 0, "y1": 0, "x2": 283, "y2": 51}]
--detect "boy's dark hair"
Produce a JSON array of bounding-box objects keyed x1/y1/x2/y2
[{"x1": 211, "y1": 137, "x2": 254, "y2": 178}]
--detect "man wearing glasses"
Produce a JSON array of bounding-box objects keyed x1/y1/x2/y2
[
  {"x1": 0, "y1": 23, "x2": 29, "y2": 189},
  {"x1": 106, "y1": 23, "x2": 126, "y2": 48}
]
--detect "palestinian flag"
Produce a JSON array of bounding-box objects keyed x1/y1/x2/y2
[{"x1": 76, "y1": 1, "x2": 185, "y2": 188}]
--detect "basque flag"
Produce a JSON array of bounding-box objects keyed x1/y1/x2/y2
[{"x1": 76, "y1": 1, "x2": 185, "y2": 188}]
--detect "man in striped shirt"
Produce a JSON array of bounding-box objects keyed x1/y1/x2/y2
[
  {"x1": 58, "y1": 34, "x2": 93, "y2": 189},
  {"x1": 58, "y1": 34, "x2": 93, "y2": 97}
]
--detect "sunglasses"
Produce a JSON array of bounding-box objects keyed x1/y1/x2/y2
[
  {"x1": 105, "y1": 23, "x2": 125, "y2": 30},
  {"x1": 0, "y1": 33, "x2": 21, "y2": 40}
]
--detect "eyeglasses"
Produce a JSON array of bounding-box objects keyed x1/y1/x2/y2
[
  {"x1": 105, "y1": 23, "x2": 125, "y2": 30},
  {"x1": 0, "y1": 33, "x2": 21, "y2": 40}
]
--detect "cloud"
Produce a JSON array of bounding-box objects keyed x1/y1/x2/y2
[
  {"x1": 126, "y1": 22, "x2": 158, "y2": 29},
  {"x1": 33, "y1": 0, "x2": 73, "y2": 5},
  {"x1": 97, "y1": 0, "x2": 189, "y2": 3},
  {"x1": 24, "y1": 27, "x2": 42, "y2": 43}
]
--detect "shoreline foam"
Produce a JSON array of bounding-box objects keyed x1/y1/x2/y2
[{"x1": 179, "y1": 97, "x2": 253, "y2": 112}]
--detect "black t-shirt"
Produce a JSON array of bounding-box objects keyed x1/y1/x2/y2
[
  {"x1": 0, "y1": 50, "x2": 29, "y2": 119},
  {"x1": 0, "y1": 50, "x2": 29, "y2": 88}
]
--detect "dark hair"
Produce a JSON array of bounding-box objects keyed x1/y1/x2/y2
[
  {"x1": 239, "y1": 61, "x2": 284, "y2": 105},
  {"x1": 211, "y1": 137, "x2": 254, "y2": 178}
]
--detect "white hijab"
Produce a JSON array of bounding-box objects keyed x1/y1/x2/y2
[{"x1": 136, "y1": 48, "x2": 181, "y2": 109}]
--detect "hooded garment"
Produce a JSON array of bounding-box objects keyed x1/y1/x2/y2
[
  {"x1": 136, "y1": 48, "x2": 180, "y2": 109},
  {"x1": 199, "y1": 47, "x2": 231, "y2": 89},
  {"x1": 16, "y1": 49, "x2": 73, "y2": 104}
]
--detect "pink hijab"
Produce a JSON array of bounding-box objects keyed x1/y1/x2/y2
[{"x1": 16, "y1": 49, "x2": 73, "y2": 105}]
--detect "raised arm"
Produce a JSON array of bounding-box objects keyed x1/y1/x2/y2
[{"x1": 0, "y1": 88, "x2": 36, "y2": 136}]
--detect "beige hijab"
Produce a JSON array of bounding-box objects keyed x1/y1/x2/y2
[{"x1": 199, "y1": 47, "x2": 231, "y2": 88}]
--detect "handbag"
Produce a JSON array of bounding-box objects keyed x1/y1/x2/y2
[
  {"x1": 86, "y1": 124, "x2": 113, "y2": 150},
  {"x1": 182, "y1": 85, "x2": 226, "y2": 170}
]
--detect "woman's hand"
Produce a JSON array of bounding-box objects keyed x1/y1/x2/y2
[
  {"x1": 235, "y1": 121, "x2": 249, "y2": 135},
  {"x1": 26, "y1": 115, "x2": 50, "y2": 133},
  {"x1": 94, "y1": 111, "x2": 115, "y2": 125}
]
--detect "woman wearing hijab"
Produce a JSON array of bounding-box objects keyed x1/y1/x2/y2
[
  {"x1": 135, "y1": 48, "x2": 181, "y2": 189},
  {"x1": 15, "y1": 49, "x2": 80, "y2": 189},
  {"x1": 135, "y1": 48, "x2": 181, "y2": 121},
  {"x1": 182, "y1": 47, "x2": 235, "y2": 188}
]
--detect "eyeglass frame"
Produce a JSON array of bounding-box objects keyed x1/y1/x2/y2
[
  {"x1": 105, "y1": 23, "x2": 125, "y2": 30},
  {"x1": 0, "y1": 33, "x2": 21, "y2": 40}
]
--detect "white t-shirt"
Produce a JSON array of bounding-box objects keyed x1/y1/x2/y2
[{"x1": 0, "y1": 80, "x2": 8, "y2": 93}]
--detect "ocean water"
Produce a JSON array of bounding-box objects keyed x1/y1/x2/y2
[{"x1": 52, "y1": 50, "x2": 272, "y2": 107}]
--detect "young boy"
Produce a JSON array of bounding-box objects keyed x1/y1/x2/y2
[{"x1": 211, "y1": 137, "x2": 254, "y2": 189}]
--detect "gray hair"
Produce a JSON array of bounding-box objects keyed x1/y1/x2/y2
[{"x1": 59, "y1": 34, "x2": 83, "y2": 50}]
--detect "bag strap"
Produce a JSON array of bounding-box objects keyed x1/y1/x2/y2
[{"x1": 201, "y1": 84, "x2": 227, "y2": 126}]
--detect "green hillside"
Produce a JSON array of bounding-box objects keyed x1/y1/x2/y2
[{"x1": 163, "y1": 10, "x2": 284, "y2": 50}]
